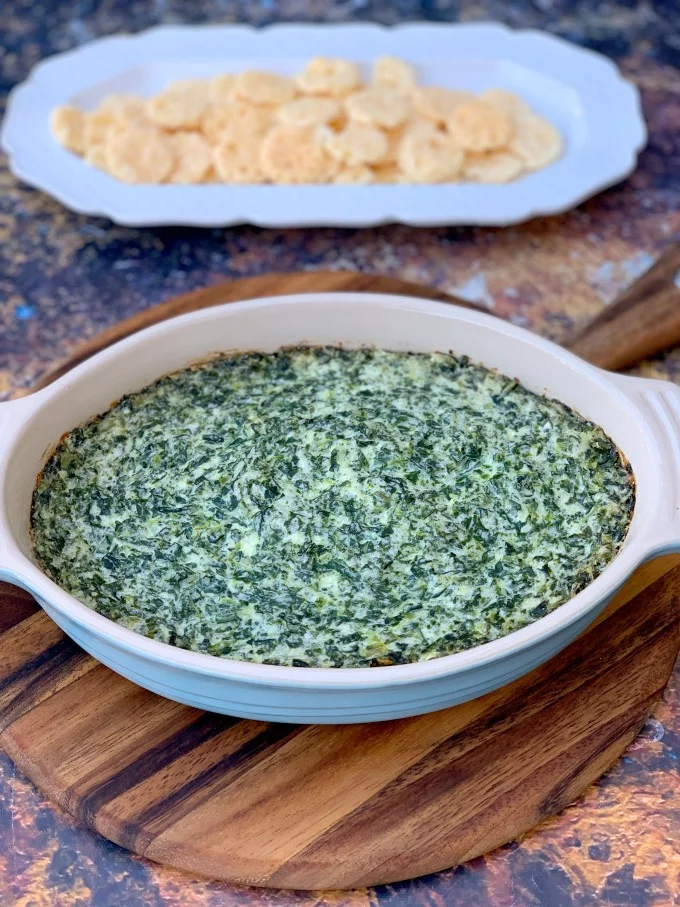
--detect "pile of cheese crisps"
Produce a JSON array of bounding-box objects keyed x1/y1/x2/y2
[{"x1": 50, "y1": 56, "x2": 563, "y2": 185}]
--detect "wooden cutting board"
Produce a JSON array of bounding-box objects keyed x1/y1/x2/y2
[{"x1": 2, "y1": 272, "x2": 679, "y2": 890}]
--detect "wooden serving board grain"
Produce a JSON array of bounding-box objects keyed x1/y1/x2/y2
[{"x1": 2, "y1": 272, "x2": 679, "y2": 890}]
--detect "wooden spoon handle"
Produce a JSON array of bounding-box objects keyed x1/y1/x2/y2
[{"x1": 565, "y1": 244, "x2": 680, "y2": 371}]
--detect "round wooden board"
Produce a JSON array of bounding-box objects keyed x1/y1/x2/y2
[{"x1": 2, "y1": 272, "x2": 679, "y2": 891}]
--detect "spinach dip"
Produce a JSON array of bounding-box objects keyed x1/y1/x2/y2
[{"x1": 32, "y1": 348, "x2": 634, "y2": 668}]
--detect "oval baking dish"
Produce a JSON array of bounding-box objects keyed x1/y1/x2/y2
[{"x1": 1, "y1": 294, "x2": 679, "y2": 724}]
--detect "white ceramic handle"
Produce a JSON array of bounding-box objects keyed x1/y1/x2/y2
[
  {"x1": 615, "y1": 375, "x2": 680, "y2": 555},
  {"x1": 0, "y1": 393, "x2": 33, "y2": 435},
  {"x1": 0, "y1": 394, "x2": 39, "y2": 575}
]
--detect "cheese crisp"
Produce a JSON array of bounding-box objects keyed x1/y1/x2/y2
[
  {"x1": 50, "y1": 57, "x2": 563, "y2": 184},
  {"x1": 32, "y1": 348, "x2": 634, "y2": 669}
]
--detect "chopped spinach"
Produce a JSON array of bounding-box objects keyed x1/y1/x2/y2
[{"x1": 31, "y1": 347, "x2": 634, "y2": 667}]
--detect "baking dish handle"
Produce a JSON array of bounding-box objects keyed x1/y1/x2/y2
[
  {"x1": 0, "y1": 393, "x2": 42, "y2": 573},
  {"x1": 614, "y1": 375, "x2": 680, "y2": 555},
  {"x1": 0, "y1": 391, "x2": 38, "y2": 437}
]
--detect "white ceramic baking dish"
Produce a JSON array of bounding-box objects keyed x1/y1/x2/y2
[{"x1": 1, "y1": 294, "x2": 679, "y2": 724}]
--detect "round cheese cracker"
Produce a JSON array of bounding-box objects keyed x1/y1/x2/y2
[
  {"x1": 50, "y1": 105, "x2": 86, "y2": 154},
  {"x1": 276, "y1": 97, "x2": 342, "y2": 128},
  {"x1": 509, "y1": 114, "x2": 562, "y2": 170},
  {"x1": 98, "y1": 94, "x2": 148, "y2": 123},
  {"x1": 480, "y1": 88, "x2": 532, "y2": 121},
  {"x1": 213, "y1": 132, "x2": 266, "y2": 183},
  {"x1": 334, "y1": 164, "x2": 375, "y2": 184},
  {"x1": 201, "y1": 164, "x2": 219, "y2": 183},
  {"x1": 373, "y1": 56, "x2": 417, "y2": 93},
  {"x1": 234, "y1": 70, "x2": 296, "y2": 107},
  {"x1": 414, "y1": 87, "x2": 475, "y2": 125},
  {"x1": 209, "y1": 74, "x2": 236, "y2": 105},
  {"x1": 261, "y1": 125, "x2": 338, "y2": 184},
  {"x1": 383, "y1": 117, "x2": 438, "y2": 164},
  {"x1": 200, "y1": 105, "x2": 232, "y2": 143},
  {"x1": 345, "y1": 86, "x2": 411, "y2": 130},
  {"x1": 146, "y1": 79, "x2": 211, "y2": 130},
  {"x1": 448, "y1": 100, "x2": 512, "y2": 152},
  {"x1": 228, "y1": 98, "x2": 276, "y2": 135},
  {"x1": 84, "y1": 143, "x2": 108, "y2": 170},
  {"x1": 201, "y1": 100, "x2": 274, "y2": 144},
  {"x1": 371, "y1": 163, "x2": 406, "y2": 183},
  {"x1": 397, "y1": 130, "x2": 463, "y2": 182},
  {"x1": 169, "y1": 132, "x2": 213, "y2": 183},
  {"x1": 296, "y1": 57, "x2": 361, "y2": 97},
  {"x1": 463, "y1": 149, "x2": 524, "y2": 183},
  {"x1": 321, "y1": 122, "x2": 388, "y2": 166},
  {"x1": 84, "y1": 109, "x2": 117, "y2": 150},
  {"x1": 105, "y1": 126, "x2": 175, "y2": 183}
]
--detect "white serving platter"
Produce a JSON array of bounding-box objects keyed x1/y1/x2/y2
[{"x1": 0, "y1": 23, "x2": 647, "y2": 227}]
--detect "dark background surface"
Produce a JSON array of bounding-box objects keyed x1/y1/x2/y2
[{"x1": 1, "y1": 2, "x2": 679, "y2": 905}]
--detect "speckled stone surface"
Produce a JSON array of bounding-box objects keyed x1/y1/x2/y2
[{"x1": 1, "y1": 1, "x2": 679, "y2": 905}]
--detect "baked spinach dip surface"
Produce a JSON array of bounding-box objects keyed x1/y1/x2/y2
[{"x1": 32, "y1": 347, "x2": 634, "y2": 668}]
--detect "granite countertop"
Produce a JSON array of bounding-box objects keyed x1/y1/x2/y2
[{"x1": 1, "y1": 1, "x2": 679, "y2": 905}]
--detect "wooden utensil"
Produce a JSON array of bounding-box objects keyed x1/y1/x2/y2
[
  {"x1": 566, "y1": 243, "x2": 680, "y2": 370},
  {"x1": 1, "y1": 272, "x2": 679, "y2": 890}
]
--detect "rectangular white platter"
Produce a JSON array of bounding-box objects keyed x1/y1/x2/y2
[{"x1": 0, "y1": 23, "x2": 646, "y2": 227}]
